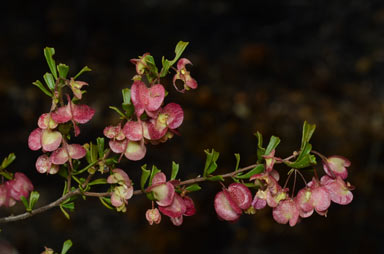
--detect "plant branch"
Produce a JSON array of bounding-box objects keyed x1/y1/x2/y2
[
  {"x1": 0, "y1": 163, "x2": 262, "y2": 224},
  {"x1": 133, "y1": 163, "x2": 259, "y2": 195},
  {"x1": 0, "y1": 189, "x2": 81, "y2": 224}
]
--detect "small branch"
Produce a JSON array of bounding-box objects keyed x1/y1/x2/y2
[
  {"x1": 0, "y1": 189, "x2": 112, "y2": 224},
  {"x1": 0, "y1": 189, "x2": 81, "y2": 224},
  {"x1": 83, "y1": 192, "x2": 110, "y2": 197},
  {"x1": 0, "y1": 163, "x2": 262, "y2": 224},
  {"x1": 133, "y1": 163, "x2": 259, "y2": 195}
]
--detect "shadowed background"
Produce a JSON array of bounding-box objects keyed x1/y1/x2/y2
[{"x1": 0, "y1": 0, "x2": 383, "y2": 253}]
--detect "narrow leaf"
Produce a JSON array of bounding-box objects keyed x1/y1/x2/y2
[
  {"x1": 243, "y1": 182, "x2": 257, "y2": 188},
  {"x1": 235, "y1": 165, "x2": 265, "y2": 179},
  {"x1": 44, "y1": 47, "x2": 57, "y2": 79},
  {"x1": 207, "y1": 161, "x2": 218, "y2": 176},
  {"x1": 285, "y1": 154, "x2": 317, "y2": 169},
  {"x1": 173, "y1": 41, "x2": 189, "y2": 65},
  {"x1": 160, "y1": 57, "x2": 171, "y2": 78},
  {"x1": 122, "y1": 88, "x2": 131, "y2": 105},
  {"x1": 144, "y1": 54, "x2": 159, "y2": 79},
  {"x1": 88, "y1": 178, "x2": 108, "y2": 186},
  {"x1": 122, "y1": 104, "x2": 134, "y2": 118},
  {"x1": 62, "y1": 202, "x2": 75, "y2": 211},
  {"x1": 43, "y1": 72, "x2": 55, "y2": 91},
  {"x1": 99, "y1": 197, "x2": 114, "y2": 210},
  {"x1": 32, "y1": 80, "x2": 53, "y2": 97},
  {"x1": 301, "y1": 121, "x2": 316, "y2": 149},
  {"x1": 109, "y1": 106, "x2": 127, "y2": 119},
  {"x1": 265, "y1": 136, "x2": 280, "y2": 155},
  {"x1": 57, "y1": 63, "x2": 69, "y2": 79},
  {"x1": 28, "y1": 191, "x2": 40, "y2": 210},
  {"x1": 73, "y1": 66, "x2": 92, "y2": 80},
  {"x1": 20, "y1": 196, "x2": 29, "y2": 211},
  {"x1": 171, "y1": 161, "x2": 179, "y2": 180},
  {"x1": 84, "y1": 143, "x2": 92, "y2": 163},
  {"x1": 160, "y1": 41, "x2": 189, "y2": 77},
  {"x1": 285, "y1": 143, "x2": 317, "y2": 169},
  {"x1": 59, "y1": 205, "x2": 70, "y2": 220},
  {"x1": 121, "y1": 89, "x2": 134, "y2": 117},
  {"x1": 146, "y1": 192, "x2": 155, "y2": 201},
  {"x1": 96, "y1": 137, "x2": 105, "y2": 159},
  {"x1": 234, "y1": 153, "x2": 240, "y2": 171},
  {"x1": 203, "y1": 149, "x2": 220, "y2": 177},
  {"x1": 140, "y1": 164, "x2": 150, "y2": 190},
  {"x1": 206, "y1": 175, "x2": 224, "y2": 182},
  {"x1": 61, "y1": 239, "x2": 73, "y2": 254},
  {"x1": 254, "y1": 131, "x2": 266, "y2": 162},
  {"x1": 185, "y1": 183, "x2": 201, "y2": 192},
  {"x1": 1, "y1": 153, "x2": 16, "y2": 169},
  {"x1": 91, "y1": 143, "x2": 98, "y2": 163}
]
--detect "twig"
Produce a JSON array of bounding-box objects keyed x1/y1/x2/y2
[
  {"x1": 0, "y1": 189, "x2": 81, "y2": 224},
  {"x1": 0, "y1": 163, "x2": 261, "y2": 224}
]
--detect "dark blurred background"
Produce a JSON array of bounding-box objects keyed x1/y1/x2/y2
[{"x1": 0, "y1": 0, "x2": 383, "y2": 253}]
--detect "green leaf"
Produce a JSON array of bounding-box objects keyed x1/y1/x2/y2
[
  {"x1": 57, "y1": 63, "x2": 69, "y2": 79},
  {"x1": 44, "y1": 47, "x2": 58, "y2": 79},
  {"x1": 301, "y1": 121, "x2": 316, "y2": 149},
  {"x1": 59, "y1": 205, "x2": 70, "y2": 220},
  {"x1": 91, "y1": 143, "x2": 98, "y2": 163},
  {"x1": 61, "y1": 239, "x2": 73, "y2": 254},
  {"x1": 171, "y1": 161, "x2": 179, "y2": 180},
  {"x1": 73, "y1": 66, "x2": 92, "y2": 80},
  {"x1": 28, "y1": 191, "x2": 40, "y2": 210},
  {"x1": 285, "y1": 154, "x2": 317, "y2": 169},
  {"x1": 243, "y1": 182, "x2": 257, "y2": 188},
  {"x1": 62, "y1": 181, "x2": 69, "y2": 196},
  {"x1": 185, "y1": 183, "x2": 201, "y2": 192},
  {"x1": 84, "y1": 143, "x2": 92, "y2": 164},
  {"x1": 235, "y1": 164, "x2": 265, "y2": 179},
  {"x1": 121, "y1": 89, "x2": 134, "y2": 118},
  {"x1": 254, "y1": 131, "x2": 266, "y2": 162},
  {"x1": 203, "y1": 149, "x2": 220, "y2": 177},
  {"x1": 43, "y1": 72, "x2": 55, "y2": 91},
  {"x1": 20, "y1": 196, "x2": 29, "y2": 211},
  {"x1": 234, "y1": 153, "x2": 240, "y2": 171},
  {"x1": 32, "y1": 80, "x2": 53, "y2": 97},
  {"x1": 96, "y1": 137, "x2": 105, "y2": 159},
  {"x1": 144, "y1": 54, "x2": 157, "y2": 70},
  {"x1": 1, "y1": 153, "x2": 16, "y2": 169},
  {"x1": 206, "y1": 175, "x2": 224, "y2": 182},
  {"x1": 88, "y1": 178, "x2": 108, "y2": 186},
  {"x1": 143, "y1": 54, "x2": 159, "y2": 83},
  {"x1": 299, "y1": 142, "x2": 312, "y2": 159},
  {"x1": 109, "y1": 106, "x2": 127, "y2": 119},
  {"x1": 140, "y1": 164, "x2": 150, "y2": 190},
  {"x1": 160, "y1": 41, "x2": 189, "y2": 77},
  {"x1": 285, "y1": 141, "x2": 317, "y2": 169},
  {"x1": 122, "y1": 104, "x2": 134, "y2": 118},
  {"x1": 265, "y1": 136, "x2": 281, "y2": 155},
  {"x1": 145, "y1": 191, "x2": 155, "y2": 201},
  {"x1": 62, "y1": 202, "x2": 75, "y2": 211},
  {"x1": 99, "y1": 197, "x2": 114, "y2": 210},
  {"x1": 122, "y1": 88, "x2": 131, "y2": 105},
  {"x1": 71, "y1": 175, "x2": 83, "y2": 186}
]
